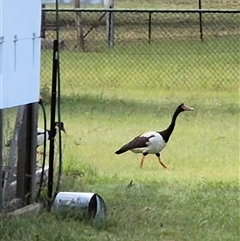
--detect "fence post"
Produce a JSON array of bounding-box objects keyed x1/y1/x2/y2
[
  {"x1": 41, "y1": 4, "x2": 46, "y2": 38},
  {"x1": 15, "y1": 103, "x2": 37, "y2": 205},
  {"x1": 198, "y1": 0, "x2": 203, "y2": 41},
  {"x1": 148, "y1": 12, "x2": 152, "y2": 44},
  {"x1": 24, "y1": 103, "x2": 38, "y2": 204},
  {"x1": 105, "y1": 0, "x2": 114, "y2": 47},
  {"x1": 74, "y1": 0, "x2": 85, "y2": 51},
  {"x1": 16, "y1": 106, "x2": 27, "y2": 204}
]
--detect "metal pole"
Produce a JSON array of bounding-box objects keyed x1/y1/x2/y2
[
  {"x1": 48, "y1": 39, "x2": 58, "y2": 206},
  {"x1": 106, "y1": 0, "x2": 114, "y2": 47},
  {"x1": 24, "y1": 103, "x2": 38, "y2": 204},
  {"x1": 0, "y1": 109, "x2": 3, "y2": 212},
  {"x1": 198, "y1": 0, "x2": 203, "y2": 41},
  {"x1": 148, "y1": 12, "x2": 152, "y2": 44},
  {"x1": 109, "y1": 3, "x2": 114, "y2": 47},
  {"x1": 16, "y1": 106, "x2": 27, "y2": 204},
  {"x1": 41, "y1": 4, "x2": 46, "y2": 38}
]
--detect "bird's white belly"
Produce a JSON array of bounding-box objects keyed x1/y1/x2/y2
[
  {"x1": 131, "y1": 131, "x2": 166, "y2": 154},
  {"x1": 37, "y1": 131, "x2": 49, "y2": 146}
]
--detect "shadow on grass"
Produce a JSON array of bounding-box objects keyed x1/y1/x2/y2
[{"x1": 42, "y1": 92, "x2": 239, "y2": 117}]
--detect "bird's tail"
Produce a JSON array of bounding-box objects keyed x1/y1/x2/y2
[{"x1": 115, "y1": 147, "x2": 129, "y2": 155}]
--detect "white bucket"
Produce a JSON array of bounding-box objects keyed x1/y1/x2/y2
[{"x1": 52, "y1": 192, "x2": 107, "y2": 222}]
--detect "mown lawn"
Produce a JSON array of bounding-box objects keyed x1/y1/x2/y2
[
  {"x1": 1, "y1": 33, "x2": 239, "y2": 240},
  {"x1": 0, "y1": 90, "x2": 239, "y2": 241}
]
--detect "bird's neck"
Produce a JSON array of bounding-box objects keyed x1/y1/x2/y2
[{"x1": 158, "y1": 109, "x2": 181, "y2": 143}]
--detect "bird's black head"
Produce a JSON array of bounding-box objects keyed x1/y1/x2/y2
[
  {"x1": 55, "y1": 122, "x2": 66, "y2": 133},
  {"x1": 177, "y1": 103, "x2": 194, "y2": 112}
]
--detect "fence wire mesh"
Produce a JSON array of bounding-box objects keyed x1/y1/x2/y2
[{"x1": 41, "y1": 9, "x2": 239, "y2": 92}]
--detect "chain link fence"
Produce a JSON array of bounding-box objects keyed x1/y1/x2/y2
[{"x1": 41, "y1": 9, "x2": 239, "y2": 92}]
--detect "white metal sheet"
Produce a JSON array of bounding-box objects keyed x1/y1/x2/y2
[{"x1": 0, "y1": 0, "x2": 42, "y2": 109}]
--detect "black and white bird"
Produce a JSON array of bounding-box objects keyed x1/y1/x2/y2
[
  {"x1": 36, "y1": 122, "x2": 66, "y2": 156},
  {"x1": 37, "y1": 122, "x2": 66, "y2": 147},
  {"x1": 115, "y1": 103, "x2": 194, "y2": 168}
]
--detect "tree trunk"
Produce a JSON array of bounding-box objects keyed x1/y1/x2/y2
[{"x1": 74, "y1": 0, "x2": 85, "y2": 51}]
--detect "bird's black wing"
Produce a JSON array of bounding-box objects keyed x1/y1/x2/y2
[{"x1": 115, "y1": 135, "x2": 154, "y2": 154}]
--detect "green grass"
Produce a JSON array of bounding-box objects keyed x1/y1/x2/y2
[
  {"x1": 1, "y1": 90, "x2": 239, "y2": 241},
  {"x1": 1, "y1": 33, "x2": 239, "y2": 240},
  {"x1": 41, "y1": 38, "x2": 240, "y2": 92},
  {"x1": 0, "y1": 182, "x2": 239, "y2": 241}
]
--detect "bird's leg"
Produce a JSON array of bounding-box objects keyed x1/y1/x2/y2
[
  {"x1": 140, "y1": 153, "x2": 148, "y2": 168},
  {"x1": 140, "y1": 156, "x2": 145, "y2": 168},
  {"x1": 155, "y1": 153, "x2": 168, "y2": 169}
]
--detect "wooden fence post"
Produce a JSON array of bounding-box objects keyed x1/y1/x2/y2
[
  {"x1": 16, "y1": 106, "x2": 27, "y2": 204},
  {"x1": 16, "y1": 103, "x2": 38, "y2": 205},
  {"x1": 25, "y1": 103, "x2": 38, "y2": 204},
  {"x1": 74, "y1": 0, "x2": 85, "y2": 51},
  {"x1": 41, "y1": 4, "x2": 46, "y2": 38}
]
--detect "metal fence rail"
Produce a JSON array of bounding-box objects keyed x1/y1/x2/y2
[{"x1": 41, "y1": 9, "x2": 240, "y2": 91}]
